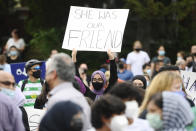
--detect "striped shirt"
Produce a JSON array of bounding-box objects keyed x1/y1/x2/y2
[{"x1": 18, "y1": 79, "x2": 42, "y2": 107}]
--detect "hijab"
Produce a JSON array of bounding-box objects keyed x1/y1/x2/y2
[
  {"x1": 91, "y1": 71, "x2": 106, "y2": 99},
  {"x1": 132, "y1": 75, "x2": 147, "y2": 89},
  {"x1": 162, "y1": 91, "x2": 194, "y2": 131}
]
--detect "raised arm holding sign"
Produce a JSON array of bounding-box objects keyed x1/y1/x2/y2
[{"x1": 62, "y1": 6, "x2": 129, "y2": 52}]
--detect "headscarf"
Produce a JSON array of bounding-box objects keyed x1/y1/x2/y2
[
  {"x1": 132, "y1": 75, "x2": 147, "y2": 89},
  {"x1": 91, "y1": 71, "x2": 106, "y2": 99},
  {"x1": 162, "y1": 91, "x2": 194, "y2": 131},
  {"x1": 39, "y1": 101, "x2": 83, "y2": 131},
  {"x1": 75, "y1": 76, "x2": 86, "y2": 94}
]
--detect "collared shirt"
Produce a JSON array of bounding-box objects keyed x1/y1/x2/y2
[
  {"x1": 0, "y1": 92, "x2": 25, "y2": 131},
  {"x1": 118, "y1": 70, "x2": 134, "y2": 81},
  {"x1": 47, "y1": 82, "x2": 92, "y2": 131}
]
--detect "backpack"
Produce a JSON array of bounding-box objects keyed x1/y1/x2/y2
[{"x1": 21, "y1": 79, "x2": 44, "y2": 92}]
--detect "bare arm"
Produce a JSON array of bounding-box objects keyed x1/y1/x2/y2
[{"x1": 127, "y1": 64, "x2": 131, "y2": 70}]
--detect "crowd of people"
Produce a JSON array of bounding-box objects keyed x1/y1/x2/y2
[{"x1": 0, "y1": 30, "x2": 196, "y2": 131}]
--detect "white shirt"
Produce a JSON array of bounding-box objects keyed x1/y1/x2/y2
[
  {"x1": 126, "y1": 51, "x2": 150, "y2": 76},
  {"x1": 47, "y1": 82, "x2": 92, "y2": 131},
  {"x1": 6, "y1": 38, "x2": 25, "y2": 50},
  {"x1": 125, "y1": 118, "x2": 154, "y2": 131},
  {"x1": 186, "y1": 66, "x2": 193, "y2": 72}
]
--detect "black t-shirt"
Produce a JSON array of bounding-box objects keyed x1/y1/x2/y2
[{"x1": 152, "y1": 56, "x2": 171, "y2": 65}]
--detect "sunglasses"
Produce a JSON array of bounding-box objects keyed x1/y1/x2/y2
[
  {"x1": 31, "y1": 66, "x2": 41, "y2": 70},
  {"x1": 0, "y1": 81, "x2": 16, "y2": 87}
]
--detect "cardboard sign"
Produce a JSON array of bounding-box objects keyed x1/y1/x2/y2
[
  {"x1": 25, "y1": 107, "x2": 46, "y2": 131},
  {"x1": 10, "y1": 62, "x2": 46, "y2": 83},
  {"x1": 181, "y1": 71, "x2": 196, "y2": 104},
  {"x1": 62, "y1": 6, "x2": 129, "y2": 52}
]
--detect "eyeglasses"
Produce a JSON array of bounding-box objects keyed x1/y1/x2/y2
[
  {"x1": 0, "y1": 81, "x2": 16, "y2": 87},
  {"x1": 92, "y1": 78, "x2": 103, "y2": 83}
]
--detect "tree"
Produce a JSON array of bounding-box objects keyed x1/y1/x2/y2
[{"x1": 121, "y1": 0, "x2": 196, "y2": 62}]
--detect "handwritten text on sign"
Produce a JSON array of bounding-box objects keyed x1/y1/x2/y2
[
  {"x1": 62, "y1": 6, "x2": 129, "y2": 52},
  {"x1": 25, "y1": 107, "x2": 46, "y2": 131},
  {"x1": 181, "y1": 71, "x2": 196, "y2": 105}
]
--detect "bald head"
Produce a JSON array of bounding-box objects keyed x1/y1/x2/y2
[{"x1": 0, "y1": 71, "x2": 15, "y2": 90}]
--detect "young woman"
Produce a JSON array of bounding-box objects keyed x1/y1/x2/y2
[
  {"x1": 146, "y1": 92, "x2": 194, "y2": 131},
  {"x1": 72, "y1": 49, "x2": 118, "y2": 100},
  {"x1": 139, "y1": 71, "x2": 195, "y2": 119}
]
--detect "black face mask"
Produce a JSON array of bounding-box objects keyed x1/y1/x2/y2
[
  {"x1": 187, "y1": 62, "x2": 193, "y2": 68},
  {"x1": 92, "y1": 82, "x2": 104, "y2": 90},
  {"x1": 119, "y1": 63, "x2": 124, "y2": 69},
  {"x1": 135, "y1": 48, "x2": 141, "y2": 52},
  {"x1": 32, "y1": 70, "x2": 41, "y2": 78}
]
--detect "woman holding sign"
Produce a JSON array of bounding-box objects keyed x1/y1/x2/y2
[{"x1": 72, "y1": 49, "x2": 118, "y2": 101}]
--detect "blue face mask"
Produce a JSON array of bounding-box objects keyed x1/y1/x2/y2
[
  {"x1": 1, "y1": 88, "x2": 15, "y2": 98},
  {"x1": 177, "y1": 57, "x2": 183, "y2": 61},
  {"x1": 159, "y1": 51, "x2": 165, "y2": 56},
  {"x1": 146, "y1": 69, "x2": 151, "y2": 76},
  {"x1": 174, "y1": 89, "x2": 186, "y2": 97},
  {"x1": 10, "y1": 51, "x2": 18, "y2": 56}
]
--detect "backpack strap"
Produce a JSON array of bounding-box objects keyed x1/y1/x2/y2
[
  {"x1": 21, "y1": 79, "x2": 45, "y2": 92},
  {"x1": 21, "y1": 79, "x2": 28, "y2": 92}
]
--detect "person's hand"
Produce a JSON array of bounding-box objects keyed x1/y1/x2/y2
[
  {"x1": 72, "y1": 49, "x2": 77, "y2": 63},
  {"x1": 107, "y1": 49, "x2": 115, "y2": 60}
]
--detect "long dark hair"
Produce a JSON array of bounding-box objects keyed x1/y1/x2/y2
[{"x1": 38, "y1": 82, "x2": 50, "y2": 102}]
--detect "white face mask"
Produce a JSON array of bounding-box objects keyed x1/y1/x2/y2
[
  {"x1": 125, "y1": 100, "x2": 139, "y2": 119},
  {"x1": 109, "y1": 115, "x2": 129, "y2": 131}
]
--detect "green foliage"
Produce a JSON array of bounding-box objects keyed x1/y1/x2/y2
[
  {"x1": 20, "y1": 0, "x2": 83, "y2": 34},
  {"x1": 0, "y1": 0, "x2": 16, "y2": 15},
  {"x1": 25, "y1": 28, "x2": 66, "y2": 60},
  {"x1": 125, "y1": 0, "x2": 196, "y2": 20}
]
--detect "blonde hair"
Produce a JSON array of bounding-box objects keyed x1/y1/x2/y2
[{"x1": 140, "y1": 71, "x2": 182, "y2": 113}]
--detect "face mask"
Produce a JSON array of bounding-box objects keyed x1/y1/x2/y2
[
  {"x1": 32, "y1": 70, "x2": 41, "y2": 78},
  {"x1": 146, "y1": 69, "x2": 151, "y2": 76},
  {"x1": 0, "y1": 88, "x2": 15, "y2": 98},
  {"x1": 110, "y1": 115, "x2": 129, "y2": 131},
  {"x1": 174, "y1": 90, "x2": 186, "y2": 97},
  {"x1": 159, "y1": 51, "x2": 165, "y2": 56},
  {"x1": 135, "y1": 48, "x2": 141, "y2": 52},
  {"x1": 119, "y1": 63, "x2": 124, "y2": 69},
  {"x1": 92, "y1": 82, "x2": 104, "y2": 90},
  {"x1": 187, "y1": 62, "x2": 193, "y2": 68},
  {"x1": 10, "y1": 51, "x2": 18, "y2": 56},
  {"x1": 177, "y1": 57, "x2": 183, "y2": 61},
  {"x1": 125, "y1": 101, "x2": 139, "y2": 119},
  {"x1": 146, "y1": 113, "x2": 163, "y2": 130}
]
